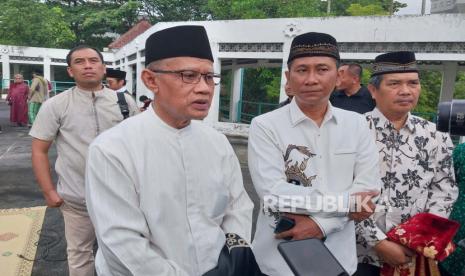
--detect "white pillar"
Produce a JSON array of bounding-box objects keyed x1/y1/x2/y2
[
  {"x1": 13, "y1": 64, "x2": 20, "y2": 75},
  {"x1": 138, "y1": 62, "x2": 148, "y2": 97},
  {"x1": 205, "y1": 43, "x2": 220, "y2": 123},
  {"x1": 44, "y1": 56, "x2": 51, "y2": 81},
  {"x1": 50, "y1": 66, "x2": 55, "y2": 81},
  {"x1": 440, "y1": 61, "x2": 457, "y2": 102},
  {"x1": 126, "y1": 64, "x2": 133, "y2": 95},
  {"x1": 279, "y1": 40, "x2": 292, "y2": 102},
  {"x1": 136, "y1": 51, "x2": 144, "y2": 102},
  {"x1": 230, "y1": 66, "x2": 243, "y2": 122},
  {"x1": 2, "y1": 54, "x2": 10, "y2": 89}
]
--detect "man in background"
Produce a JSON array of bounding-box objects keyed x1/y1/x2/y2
[
  {"x1": 106, "y1": 68, "x2": 132, "y2": 97},
  {"x1": 6, "y1": 74, "x2": 29, "y2": 127},
  {"x1": 30, "y1": 45, "x2": 138, "y2": 276},
  {"x1": 138, "y1": 95, "x2": 152, "y2": 112},
  {"x1": 355, "y1": 51, "x2": 457, "y2": 275},
  {"x1": 28, "y1": 69, "x2": 47, "y2": 125},
  {"x1": 330, "y1": 63, "x2": 375, "y2": 114}
]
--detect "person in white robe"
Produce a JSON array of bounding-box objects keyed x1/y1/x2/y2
[{"x1": 85, "y1": 25, "x2": 255, "y2": 276}]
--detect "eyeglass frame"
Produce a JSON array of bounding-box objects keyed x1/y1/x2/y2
[{"x1": 149, "y1": 69, "x2": 221, "y2": 86}]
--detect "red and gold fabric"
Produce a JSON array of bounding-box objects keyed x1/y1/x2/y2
[{"x1": 381, "y1": 213, "x2": 459, "y2": 276}]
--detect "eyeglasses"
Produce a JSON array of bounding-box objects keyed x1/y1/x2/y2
[{"x1": 150, "y1": 69, "x2": 221, "y2": 86}]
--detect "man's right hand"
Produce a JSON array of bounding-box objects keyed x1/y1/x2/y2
[
  {"x1": 348, "y1": 191, "x2": 379, "y2": 222},
  {"x1": 43, "y1": 190, "x2": 63, "y2": 207},
  {"x1": 374, "y1": 240, "x2": 414, "y2": 267}
]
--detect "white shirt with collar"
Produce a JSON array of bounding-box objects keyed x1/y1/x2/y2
[
  {"x1": 86, "y1": 107, "x2": 254, "y2": 275},
  {"x1": 115, "y1": 86, "x2": 128, "y2": 94},
  {"x1": 248, "y1": 99, "x2": 381, "y2": 275}
]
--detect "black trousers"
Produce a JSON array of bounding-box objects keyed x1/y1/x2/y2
[{"x1": 353, "y1": 263, "x2": 381, "y2": 276}]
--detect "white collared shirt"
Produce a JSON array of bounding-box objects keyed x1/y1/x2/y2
[
  {"x1": 116, "y1": 86, "x2": 128, "y2": 94},
  {"x1": 248, "y1": 99, "x2": 381, "y2": 275},
  {"x1": 86, "y1": 107, "x2": 254, "y2": 275}
]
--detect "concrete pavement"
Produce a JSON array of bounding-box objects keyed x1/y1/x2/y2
[{"x1": 0, "y1": 100, "x2": 68, "y2": 275}]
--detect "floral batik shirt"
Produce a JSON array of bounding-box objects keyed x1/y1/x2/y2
[{"x1": 356, "y1": 108, "x2": 458, "y2": 267}]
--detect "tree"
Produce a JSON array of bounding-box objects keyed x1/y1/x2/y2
[
  {"x1": 212, "y1": 0, "x2": 408, "y2": 109},
  {"x1": 44, "y1": 0, "x2": 211, "y2": 49},
  {"x1": 454, "y1": 72, "x2": 465, "y2": 99},
  {"x1": 140, "y1": 0, "x2": 210, "y2": 22},
  {"x1": 346, "y1": 4, "x2": 389, "y2": 16},
  {"x1": 0, "y1": 0, "x2": 75, "y2": 48},
  {"x1": 328, "y1": 0, "x2": 406, "y2": 16},
  {"x1": 414, "y1": 71, "x2": 442, "y2": 114},
  {"x1": 207, "y1": 0, "x2": 323, "y2": 20},
  {"x1": 45, "y1": 0, "x2": 142, "y2": 49}
]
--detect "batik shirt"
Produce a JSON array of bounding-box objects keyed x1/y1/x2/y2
[{"x1": 356, "y1": 108, "x2": 458, "y2": 267}]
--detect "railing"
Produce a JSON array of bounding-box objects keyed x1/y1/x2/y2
[
  {"x1": 2, "y1": 79, "x2": 31, "y2": 88},
  {"x1": 219, "y1": 97, "x2": 230, "y2": 121},
  {"x1": 1, "y1": 79, "x2": 75, "y2": 96},
  {"x1": 50, "y1": 81, "x2": 75, "y2": 96},
  {"x1": 237, "y1": 100, "x2": 279, "y2": 123},
  {"x1": 231, "y1": 99, "x2": 438, "y2": 125}
]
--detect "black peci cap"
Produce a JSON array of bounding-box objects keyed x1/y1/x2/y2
[
  {"x1": 106, "y1": 68, "x2": 126, "y2": 79},
  {"x1": 371, "y1": 51, "x2": 418, "y2": 77},
  {"x1": 288, "y1": 32, "x2": 340, "y2": 64},
  {"x1": 145, "y1": 25, "x2": 213, "y2": 65}
]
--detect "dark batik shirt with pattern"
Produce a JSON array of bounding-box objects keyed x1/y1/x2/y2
[{"x1": 356, "y1": 108, "x2": 458, "y2": 267}]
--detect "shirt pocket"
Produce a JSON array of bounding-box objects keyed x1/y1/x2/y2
[
  {"x1": 333, "y1": 147, "x2": 357, "y2": 155},
  {"x1": 332, "y1": 147, "x2": 357, "y2": 187}
]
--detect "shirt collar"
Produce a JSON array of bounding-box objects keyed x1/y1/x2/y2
[
  {"x1": 370, "y1": 107, "x2": 416, "y2": 133},
  {"x1": 73, "y1": 85, "x2": 106, "y2": 98},
  {"x1": 116, "y1": 86, "x2": 127, "y2": 93},
  {"x1": 334, "y1": 89, "x2": 362, "y2": 97},
  {"x1": 148, "y1": 104, "x2": 192, "y2": 135},
  {"x1": 289, "y1": 97, "x2": 338, "y2": 127}
]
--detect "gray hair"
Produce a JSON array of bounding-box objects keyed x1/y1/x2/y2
[
  {"x1": 146, "y1": 59, "x2": 166, "y2": 71},
  {"x1": 368, "y1": 75, "x2": 384, "y2": 89}
]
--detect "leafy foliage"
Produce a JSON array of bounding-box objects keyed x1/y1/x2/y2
[
  {"x1": 0, "y1": 0, "x2": 451, "y2": 116},
  {"x1": 346, "y1": 4, "x2": 389, "y2": 16},
  {"x1": 140, "y1": 0, "x2": 210, "y2": 21},
  {"x1": 415, "y1": 71, "x2": 442, "y2": 114},
  {"x1": 454, "y1": 72, "x2": 465, "y2": 99},
  {"x1": 0, "y1": 0, "x2": 75, "y2": 48},
  {"x1": 44, "y1": 0, "x2": 142, "y2": 48},
  {"x1": 207, "y1": 0, "x2": 323, "y2": 20}
]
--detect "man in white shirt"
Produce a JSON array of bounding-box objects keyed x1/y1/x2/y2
[
  {"x1": 248, "y1": 32, "x2": 381, "y2": 275},
  {"x1": 30, "y1": 45, "x2": 138, "y2": 276},
  {"x1": 355, "y1": 51, "x2": 457, "y2": 276},
  {"x1": 86, "y1": 25, "x2": 256, "y2": 275},
  {"x1": 106, "y1": 68, "x2": 132, "y2": 96}
]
